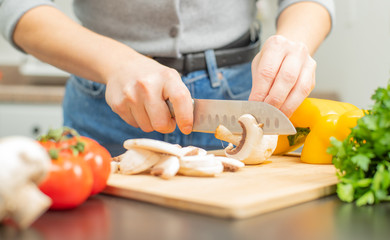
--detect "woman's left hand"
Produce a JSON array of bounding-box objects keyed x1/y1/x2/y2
[{"x1": 249, "y1": 34, "x2": 317, "y2": 117}]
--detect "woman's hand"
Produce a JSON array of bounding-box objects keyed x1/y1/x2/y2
[
  {"x1": 249, "y1": 35, "x2": 316, "y2": 117},
  {"x1": 12, "y1": 6, "x2": 193, "y2": 135},
  {"x1": 105, "y1": 54, "x2": 193, "y2": 134}
]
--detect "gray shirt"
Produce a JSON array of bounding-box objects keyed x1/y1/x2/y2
[{"x1": 0, "y1": 0, "x2": 334, "y2": 57}]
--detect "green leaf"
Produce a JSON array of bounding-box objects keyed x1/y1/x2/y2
[
  {"x1": 374, "y1": 189, "x2": 389, "y2": 201},
  {"x1": 356, "y1": 191, "x2": 375, "y2": 206},
  {"x1": 327, "y1": 137, "x2": 343, "y2": 156},
  {"x1": 350, "y1": 154, "x2": 371, "y2": 171},
  {"x1": 328, "y1": 80, "x2": 390, "y2": 206},
  {"x1": 361, "y1": 116, "x2": 378, "y2": 131},
  {"x1": 337, "y1": 183, "x2": 354, "y2": 203},
  {"x1": 372, "y1": 164, "x2": 385, "y2": 190},
  {"x1": 355, "y1": 178, "x2": 372, "y2": 188}
]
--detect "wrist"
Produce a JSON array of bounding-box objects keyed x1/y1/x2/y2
[{"x1": 95, "y1": 38, "x2": 140, "y2": 84}]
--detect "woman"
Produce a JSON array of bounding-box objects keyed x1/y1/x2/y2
[{"x1": 0, "y1": 0, "x2": 334, "y2": 155}]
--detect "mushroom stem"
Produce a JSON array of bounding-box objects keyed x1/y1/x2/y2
[
  {"x1": 12, "y1": 183, "x2": 52, "y2": 229},
  {"x1": 214, "y1": 125, "x2": 242, "y2": 146},
  {"x1": 218, "y1": 114, "x2": 278, "y2": 164}
]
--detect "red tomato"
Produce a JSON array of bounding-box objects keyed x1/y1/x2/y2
[
  {"x1": 39, "y1": 139, "x2": 59, "y2": 150},
  {"x1": 38, "y1": 127, "x2": 111, "y2": 200},
  {"x1": 39, "y1": 149, "x2": 93, "y2": 210},
  {"x1": 77, "y1": 136, "x2": 112, "y2": 195}
]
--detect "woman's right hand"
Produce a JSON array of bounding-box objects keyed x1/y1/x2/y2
[
  {"x1": 11, "y1": 5, "x2": 193, "y2": 135},
  {"x1": 105, "y1": 53, "x2": 194, "y2": 135}
]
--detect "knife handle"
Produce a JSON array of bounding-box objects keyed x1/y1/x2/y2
[{"x1": 166, "y1": 99, "x2": 194, "y2": 118}]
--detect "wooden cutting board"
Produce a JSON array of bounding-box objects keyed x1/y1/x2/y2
[{"x1": 103, "y1": 153, "x2": 338, "y2": 219}]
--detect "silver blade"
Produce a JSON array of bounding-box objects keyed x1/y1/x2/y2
[
  {"x1": 192, "y1": 99, "x2": 296, "y2": 135},
  {"x1": 167, "y1": 99, "x2": 296, "y2": 135}
]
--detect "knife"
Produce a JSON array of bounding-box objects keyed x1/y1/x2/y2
[{"x1": 166, "y1": 99, "x2": 296, "y2": 135}]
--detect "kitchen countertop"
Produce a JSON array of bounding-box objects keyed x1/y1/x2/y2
[
  {"x1": 0, "y1": 66, "x2": 66, "y2": 104},
  {"x1": 1, "y1": 193, "x2": 390, "y2": 240}
]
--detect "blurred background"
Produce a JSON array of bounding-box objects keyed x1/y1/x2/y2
[{"x1": 1, "y1": 0, "x2": 389, "y2": 138}]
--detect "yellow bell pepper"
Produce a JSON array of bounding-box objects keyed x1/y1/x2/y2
[{"x1": 274, "y1": 98, "x2": 364, "y2": 164}]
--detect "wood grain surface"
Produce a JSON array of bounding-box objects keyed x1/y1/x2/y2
[{"x1": 103, "y1": 154, "x2": 338, "y2": 219}]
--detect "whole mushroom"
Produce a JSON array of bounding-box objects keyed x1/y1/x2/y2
[{"x1": 0, "y1": 136, "x2": 51, "y2": 229}]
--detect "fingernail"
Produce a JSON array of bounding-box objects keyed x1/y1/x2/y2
[{"x1": 182, "y1": 126, "x2": 192, "y2": 135}]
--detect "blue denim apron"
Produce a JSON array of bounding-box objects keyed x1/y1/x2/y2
[{"x1": 63, "y1": 50, "x2": 252, "y2": 156}]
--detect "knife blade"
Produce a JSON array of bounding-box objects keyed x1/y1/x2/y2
[{"x1": 166, "y1": 99, "x2": 296, "y2": 135}]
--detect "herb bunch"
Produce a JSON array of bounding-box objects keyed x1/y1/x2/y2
[{"x1": 328, "y1": 83, "x2": 390, "y2": 206}]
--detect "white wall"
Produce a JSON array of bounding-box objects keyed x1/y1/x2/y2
[
  {"x1": 1, "y1": 0, "x2": 390, "y2": 110},
  {"x1": 315, "y1": 0, "x2": 390, "y2": 109}
]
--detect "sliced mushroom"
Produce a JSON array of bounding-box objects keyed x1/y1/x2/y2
[
  {"x1": 180, "y1": 146, "x2": 207, "y2": 156},
  {"x1": 110, "y1": 161, "x2": 120, "y2": 173},
  {"x1": 118, "y1": 148, "x2": 161, "y2": 175},
  {"x1": 179, "y1": 154, "x2": 217, "y2": 168},
  {"x1": 115, "y1": 138, "x2": 249, "y2": 179},
  {"x1": 178, "y1": 154, "x2": 224, "y2": 177},
  {"x1": 123, "y1": 138, "x2": 184, "y2": 157},
  {"x1": 150, "y1": 155, "x2": 180, "y2": 179},
  {"x1": 215, "y1": 114, "x2": 278, "y2": 165},
  {"x1": 178, "y1": 165, "x2": 224, "y2": 177},
  {"x1": 214, "y1": 156, "x2": 245, "y2": 172}
]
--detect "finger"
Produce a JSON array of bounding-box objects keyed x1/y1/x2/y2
[
  {"x1": 163, "y1": 72, "x2": 193, "y2": 135},
  {"x1": 249, "y1": 36, "x2": 287, "y2": 102},
  {"x1": 107, "y1": 95, "x2": 140, "y2": 128},
  {"x1": 264, "y1": 52, "x2": 305, "y2": 109},
  {"x1": 129, "y1": 101, "x2": 154, "y2": 132},
  {"x1": 144, "y1": 96, "x2": 176, "y2": 134},
  {"x1": 120, "y1": 107, "x2": 139, "y2": 128},
  {"x1": 280, "y1": 57, "x2": 316, "y2": 117}
]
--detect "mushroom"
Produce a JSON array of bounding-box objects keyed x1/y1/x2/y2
[
  {"x1": 214, "y1": 156, "x2": 245, "y2": 172},
  {"x1": 178, "y1": 154, "x2": 224, "y2": 177},
  {"x1": 214, "y1": 124, "x2": 242, "y2": 146},
  {"x1": 118, "y1": 148, "x2": 161, "y2": 175},
  {"x1": 0, "y1": 136, "x2": 52, "y2": 229},
  {"x1": 180, "y1": 146, "x2": 207, "y2": 156},
  {"x1": 214, "y1": 114, "x2": 278, "y2": 164},
  {"x1": 110, "y1": 161, "x2": 120, "y2": 174},
  {"x1": 123, "y1": 138, "x2": 184, "y2": 157},
  {"x1": 113, "y1": 138, "x2": 244, "y2": 179},
  {"x1": 150, "y1": 155, "x2": 180, "y2": 179}
]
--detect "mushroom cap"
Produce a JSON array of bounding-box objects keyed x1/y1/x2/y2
[{"x1": 0, "y1": 136, "x2": 51, "y2": 188}]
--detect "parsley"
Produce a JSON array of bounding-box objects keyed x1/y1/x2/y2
[{"x1": 327, "y1": 82, "x2": 390, "y2": 206}]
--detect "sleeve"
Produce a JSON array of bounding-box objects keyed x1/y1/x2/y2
[
  {"x1": 277, "y1": 0, "x2": 335, "y2": 31},
  {"x1": 0, "y1": 0, "x2": 56, "y2": 51}
]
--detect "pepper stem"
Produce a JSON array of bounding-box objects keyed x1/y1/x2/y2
[{"x1": 287, "y1": 127, "x2": 311, "y2": 146}]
